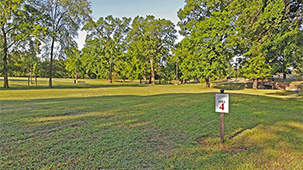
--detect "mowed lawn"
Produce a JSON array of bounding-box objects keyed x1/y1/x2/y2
[{"x1": 0, "y1": 79, "x2": 302, "y2": 169}]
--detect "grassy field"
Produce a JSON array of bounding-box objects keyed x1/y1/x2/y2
[{"x1": 0, "y1": 78, "x2": 302, "y2": 169}]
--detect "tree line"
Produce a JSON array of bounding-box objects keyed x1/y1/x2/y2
[{"x1": 1, "y1": 0, "x2": 303, "y2": 88}]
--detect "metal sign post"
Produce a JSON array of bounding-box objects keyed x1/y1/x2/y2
[
  {"x1": 220, "y1": 112, "x2": 224, "y2": 143},
  {"x1": 215, "y1": 89, "x2": 229, "y2": 143}
]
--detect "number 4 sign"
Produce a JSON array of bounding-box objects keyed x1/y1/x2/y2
[{"x1": 215, "y1": 94, "x2": 229, "y2": 113}]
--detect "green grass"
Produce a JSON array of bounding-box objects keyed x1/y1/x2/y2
[{"x1": 0, "y1": 79, "x2": 302, "y2": 169}]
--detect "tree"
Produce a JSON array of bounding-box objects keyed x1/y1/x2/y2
[
  {"x1": 127, "y1": 16, "x2": 149, "y2": 83},
  {"x1": 7, "y1": 49, "x2": 40, "y2": 79},
  {"x1": 81, "y1": 38, "x2": 108, "y2": 79},
  {"x1": 177, "y1": 0, "x2": 235, "y2": 87},
  {"x1": 0, "y1": 0, "x2": 46, "y2": 88},
  {"x1": 65, "y1": 46, "x2": 81, "y2": 79},
  {"x1": 159, "y1": 53, "x2": 176, "y2": 84},
  {"x1": 261, "y1": 0, "x2": 303, "y2": 81},
  {"x1": 38, "y1": 59, "x2": 68, "y2": 78},
  {"x1": 126, "y1": 42, "x2": 147, "y2": 83},
  {"x1": 175, "y1": 37, "x2": 197, "y2": 83},
  {"x1": 128, "y1": 15, "x2": 177, "y2": 85},
  {"x1": 34, "y1": 0, "x2": 91, "y2": 87},
  {"x1": 115, "y1": 53, "x2": 131, "y2": 82},
  {"x1": 82, "y1": 15, "x2": 131, "y2": 83},
  {"x1": 231, "y1": 0, "x2": 303, "y2": 87}
]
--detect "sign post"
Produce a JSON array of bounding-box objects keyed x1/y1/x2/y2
[
  {"x1": 220, "y1": 113, "x2": 224, "y2": 143},
  {"x1": 215, "y1": 89, "x2": 229, "y2": 143}
]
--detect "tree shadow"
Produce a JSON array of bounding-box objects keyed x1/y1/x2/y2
[
  {"x1": 0, "y1": 82, "x2": 149, "y2": 90},
  {"x1": 212, "y1": 82, "x2": 246, "y2": 90},
  {"x1": 1, "y1": 92, "x2": 302, "y2": 168},
  {"x1": 266, "y1": 90, "x2": 298, "y2": 96}
]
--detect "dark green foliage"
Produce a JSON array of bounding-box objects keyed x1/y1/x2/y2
[
  {"x1": 230, "y1": 0, "x2": 303, "y2": 81},
  {"x1": 6, "y1": 50, "x2": 39, "y2": 77},
  {"x1": 35, "y1": 0, "x2": 92, "y2": 87},
  {"x1": 177, "y1": 0, "x2": 235, "y2": 86},
  {"x1": 38, "y1": 60, "x2": 68, "y2": 78},
  {"x1": 82, "y1": 15, "x2": 131, "y2": 82},
  {"x1": 65, "y1": 47, "x2": 83, "y2": 79},
  {"x1": 127, "y1": 15, "x2": 177, "y2": 84},
  {"x1": 0, "y1": 0, "x2": 47, "y2": 88}
]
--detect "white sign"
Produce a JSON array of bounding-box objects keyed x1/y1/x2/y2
[{"x1": 215, "y1": 94, "x2": 229, "y2": 113}]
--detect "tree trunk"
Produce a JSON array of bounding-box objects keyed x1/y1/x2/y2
[
  {"x1": 158, "y1": 65, "x2": 161, "y2": 84},
  {"x1": 2, "y1": 25, "x2": 9, "y2": 88},
  {"x1": 196, "y1": 78, "x2": 200, "y2": 83},
  {"x1": 109, "y1": 59, "x2": 112, "y2": 84},
  {"x1": 283, "y1": 73, "x2": 286, "y2": 82},
  {"x1": 252, "y1": 78, "x2": 258, "y2": 89},
  {"x1": 149, "y1": 56, "x2": 155, "y2": 85},
  {"x1": 182, "y1": 79, "x2": 186, "y2": 84},
  {"x1": 76, "y1": 73, "x2": 79, "y2": 79},
  {"x1": 205, "y1": 78, "x2": 210, "y2": 87},
  {"x1": 49, "y1": 38, "x2": 55, "y2": 88},
  {"x1": 140, "y1": 79, "x2": 142, "y2": 84},
  {"x1": 176, "y1": 57, "x2": 178, "y2": 82},
  {"x1": 130, "y1": 73, "x2": 133, "y2": 82},
  {"x1": 30, "y1": 64, "x2": 33, "y2": 84},
  {"x1": 3, "y1": 47, "x2": 9, "y2": 88},
  {"x1": 235, "y1": 69, "x2": 238, "y2": 82},
  {"x1": 144, "y1": 64, "x2": 147, "y2": 84}
]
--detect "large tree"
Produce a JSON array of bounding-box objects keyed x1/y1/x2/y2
[
  {"x1": 80, "y1": 38, "x2": 108, "y2": 79},
  {"x1": 65, "y1": 46, "x2": 82, "y2": 79},
  {"x1": 127, "y1": 16, "x2": 149, "y2": 83},
  {"x1": 34, "y1": 0, "x2": 91, "y2": 87},
  {"x1": 262, "y1": 0, "x2": 303, "y2": 81},
  {"x1": 177, "y1": 0, "x2": 235, "y2": 87},
  {"x1": 128, "y1": 15, "x2": 177, "y2": 85},
  {"x1": 231, "y1": 0, "x2": 303, "y2": 87},
  {"x1": 82, "y1": 15, "x2": 131, "y2": 83},
  {"x1": 0, "y1": 0, "x2": 46, "y2": 88}
]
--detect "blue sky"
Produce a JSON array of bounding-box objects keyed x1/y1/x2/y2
[{"x1": 76, "y1": 0, "x2": 185, "y2": 49}]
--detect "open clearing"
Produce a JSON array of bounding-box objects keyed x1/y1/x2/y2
[{"x1": 0, "y1": 79, "x2": 302, "y2": 169}]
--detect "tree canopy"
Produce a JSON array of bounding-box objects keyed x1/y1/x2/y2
[
  {"x1": 2, "y1": 0, "x2": 303, "y2": 88},
  {"x1": 34, "y1": 0, "x2": 92, "y2": 87},
  {"x1": 0, "y1": 0, "x2": 46, "y2": 88},
  {"x1": 82, "y1": 15, "x2": 131, "y2": 83},
  {"x1": 127, "y1": 15, "x2": 177, "y2": 84}
]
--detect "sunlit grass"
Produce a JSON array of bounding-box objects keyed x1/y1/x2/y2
[{"x1": 0, "y1": 78, "x2": 302, "y2": 169}]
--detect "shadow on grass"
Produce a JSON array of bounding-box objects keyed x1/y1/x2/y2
[
  {"x1": 266, "y1": 90, "x2": 299, "y2": 96},
  {"x1": 2, "y1": 92, "x2": 301, "y2": 135},
  {"x1": 212, "y1": 82, "x2": 246, "y2": 90},
  {"x1": 0, "y1": 82, "x2": 149, "y2": 90},
  {"x1": 1, "y1": 92, "x2": 302, "y2": 169}
]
